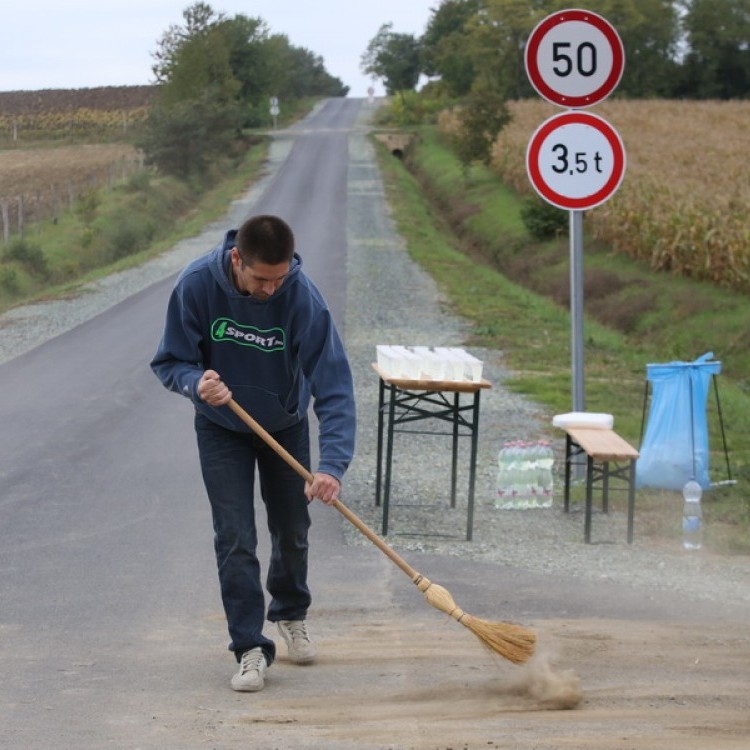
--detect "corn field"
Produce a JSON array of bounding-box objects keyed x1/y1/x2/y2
[{"x1": 440, "y1": 99, "x2": 750, "y2": 293}]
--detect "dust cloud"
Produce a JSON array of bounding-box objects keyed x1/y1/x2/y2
[{"x1": 507, "y1": 650, "x2": 583, "y2": 709}]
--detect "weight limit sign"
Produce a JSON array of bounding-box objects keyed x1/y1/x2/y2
[{"x1": 526, "y1": 110, "x2": 626, "y2": 211}]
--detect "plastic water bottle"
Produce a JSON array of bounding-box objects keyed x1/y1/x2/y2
[
  {"x1": 682, "y1": 480, "x2": 703, "y2": 550},
  {"x1": 497, "y1": 441, "x2": 525, "y2": 509},
  {"x1": 496, "y1": 442, "x2": 514, "y2": 509},
  {"x1": 518, "y1": 441, "x2": 533, "y2": 508},
  {"x1": 536, "y1": 440, "x2": 554, "y2": 508}
]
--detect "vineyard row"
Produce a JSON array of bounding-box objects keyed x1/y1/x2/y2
[{"x1": 0, "y1": 156, "x2": 145, "y2": 241}]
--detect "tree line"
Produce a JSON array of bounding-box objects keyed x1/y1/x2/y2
[
  {"x1": 361, "y1": 0, "x2": 750, "y2": 101},
  {"x1": 138, "y1": 2, "x2": 346, "y2": 179}
]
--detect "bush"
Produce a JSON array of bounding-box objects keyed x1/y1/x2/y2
[
  {"x1": 100, "y1": 212, "x2": 156, "y2": 262},
  {"x1": 137, "y1": 92, "x2": 243, "y2": 179},
  {"x1": 450, "y1": 89, "x2": 512, "y2": 171},
  {"x1": 521, "y1": 198, "x2": 568, "y2": 240},
  {"x1": 1, "y1": 238, "x2": 49, "y2": 278},
  {"x1": 74, "y1": 189, "x2": 101, "y2": 225},
  {"x1": 0, "y1": 265, "x2": 19, "y2": 294}
]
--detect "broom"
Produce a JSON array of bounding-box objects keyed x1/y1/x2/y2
[{"x1": 227, "y1": 398, "x2": 536, "y2": 665}]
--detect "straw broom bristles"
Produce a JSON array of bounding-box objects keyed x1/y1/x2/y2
[
  {"x1": 227, "y1": 398, "x2": 537, "y2": 665},
  {"x1": 413, "y1": 574, "x2": 536, "y2": 665}
]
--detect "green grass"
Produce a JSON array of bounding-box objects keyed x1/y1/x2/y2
[
  {"x1": 0, "y1": 140, "x2": 270, "y2": 313},
  {"x1": 375, "y1": 129, "x2": 750, "y2": 556}
]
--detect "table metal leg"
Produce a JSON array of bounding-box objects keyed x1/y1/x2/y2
[
  {"x1": 602, "y1": 462, "x2": 610, "y2": 513},
  {"x1": 375, "y1": 378, "x2": 385, "y2": 507},
  {"x1": 564, "y1": 434, "x2": 573, "y2": 512},
  {"x1": 627, "y1": 458, "x2": 636, "y2": 544},
  {"x1": 382, "y1": 384, "x2": 396, "y2": 536},
  {"x1": 584, "y1": 455, "x2": 594, "y2": 543},
  {"x1": 450, "y1": 392, "x2": 459, "y2": 508},
  {"x1": 465, "y1": 390, "x2": 481, "y2": 541}
]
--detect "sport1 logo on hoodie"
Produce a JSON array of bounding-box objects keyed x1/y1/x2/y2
[{"x1": 211, "y1": 318, "x2": 286, "y2": 352}]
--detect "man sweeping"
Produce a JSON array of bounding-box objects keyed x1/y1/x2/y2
[{"x1": 150, "y1": 214, "x2": 356, "y2": 692}]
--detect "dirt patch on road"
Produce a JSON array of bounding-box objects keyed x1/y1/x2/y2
[{"x1": 162, "y1": 615, "x2": 750, "y2": 749}]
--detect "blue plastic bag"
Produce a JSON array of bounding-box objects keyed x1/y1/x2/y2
[{"x1": 636, "y1": 352, "x2": 721, "y2": 491}]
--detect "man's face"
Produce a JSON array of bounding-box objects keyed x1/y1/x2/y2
[{"x1": 231, "y1": 247, "x2": 289, "y2": 300}]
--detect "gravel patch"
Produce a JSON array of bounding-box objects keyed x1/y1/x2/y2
[{"x1": 3, "y1": 103, "x2": 748, "y2": 613}]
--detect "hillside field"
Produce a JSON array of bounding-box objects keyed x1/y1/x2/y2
[{"x1": 0, "y1": 87, "x2": 151, "y2": 233}]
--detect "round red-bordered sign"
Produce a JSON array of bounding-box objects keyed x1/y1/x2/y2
[
  {"x1": 525, "y1": 9, "x2": 625, "y2": 108},
  {"x1": 526, "y1": 110, "x2": 626, "y2": 210}
]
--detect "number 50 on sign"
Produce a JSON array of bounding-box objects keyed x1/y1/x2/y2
[{"x1": 526, "y1": 110, "x2": 626, "y2": 211}]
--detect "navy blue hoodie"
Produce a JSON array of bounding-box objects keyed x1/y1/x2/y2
[{"x1": 150, "y1": 230, "x2": 356, "y2": 480}]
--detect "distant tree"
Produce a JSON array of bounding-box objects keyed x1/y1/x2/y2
[
  {"x1": 263, "y1": 35, "x2": 348, "y2": 99},
  {"x1": 158, "y1": 22, "x2": 241, "y2": 106},
  {"x1": 420, "y1": 0, "x2": 482, "y2": 97},
  {"x1": 678, "y1": 0, "x2": 750, "y2": 98},
  {"x1": 417, "y1": 0, "x2": 685, "y2": 101},
  {"x1": 143, "y1": 3, "x2": 243, "y2": 179},
  {"x1": 361, "y1": 23, "x2": 422, "y2": 95},
  {"x1": 466, "y1": 0, "x2": 546, "y2": 100},
  {"x1": 591, "y1": 0, "x2": 682, "y2": 98},
  {"x1": 218, "y1": 14, "x2": 275, "y2": 103},
  {"x1": 151, "y1": 2, "x2": 223, "y2": 83},
  {"x1": 142, "y1": 2, "x2": 347, "y2": 177}
]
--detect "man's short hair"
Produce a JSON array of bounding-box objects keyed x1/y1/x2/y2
[{"x1": 235, "y1": 215, "x2": 295, "y2": 265}]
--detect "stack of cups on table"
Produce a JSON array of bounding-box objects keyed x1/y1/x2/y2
[{"x1": 375, "y1": 345, "x2": 484, "y2": 382}]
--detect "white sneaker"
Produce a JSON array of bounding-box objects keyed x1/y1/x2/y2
[
  {"x1": 277, "y1": 620, "x2": 317, "y2": 664},
  {"x1": 231, "y1": 647, "x2": 267, "y2": 692}
]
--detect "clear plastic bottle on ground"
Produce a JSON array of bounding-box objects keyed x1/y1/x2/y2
[{"x1": 682, "y1": 479, "x2": 703, "y2": 550}]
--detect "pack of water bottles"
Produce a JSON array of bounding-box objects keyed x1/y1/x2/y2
[{"x1": 496, "y1": 440, "x2": 554, "y2": 509}]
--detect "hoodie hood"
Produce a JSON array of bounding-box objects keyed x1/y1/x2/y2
[{"x1": 207, "y1": 229, "x2": 303, "y2": 302}]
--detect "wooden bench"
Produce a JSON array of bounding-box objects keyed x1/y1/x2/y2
[{"x1": 561, "y1": 427, "x2": 640, "y2": 544}]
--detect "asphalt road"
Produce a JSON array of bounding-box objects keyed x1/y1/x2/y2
[
  {"x1": 0, "y1": 97, "x2": 364, "y2": 744},
  {"x1": 1, "y1": 98, "x2": 748, "y2": 750}
]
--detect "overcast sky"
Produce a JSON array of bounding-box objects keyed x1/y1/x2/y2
[{"x1": 1, "y1": 1, "x2": 437, "y2": 96}]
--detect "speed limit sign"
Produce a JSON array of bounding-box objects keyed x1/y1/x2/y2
[
  {"x1": 526, "y1": 110, "x2": 626, "y2": 210},
  {"x1": 525, "y1": 9, "x2": 624, "y2": 108}
]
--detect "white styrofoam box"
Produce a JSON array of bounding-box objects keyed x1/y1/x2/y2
[{"x1": 552, "y1": 412, "x2": 614, "y2": 430}]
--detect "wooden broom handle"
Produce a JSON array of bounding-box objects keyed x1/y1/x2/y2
[{"x1": 226, "y1": 398, "x2": 417, "y2": 579}]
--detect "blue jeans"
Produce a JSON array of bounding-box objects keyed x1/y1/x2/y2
[{"x1": 195, "y1": 412, "x2": 312, "y2": 666}]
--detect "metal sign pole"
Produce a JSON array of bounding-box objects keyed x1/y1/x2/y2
[{"x1": 570, "y1": 210, "x2": 585, "y2": 412}]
